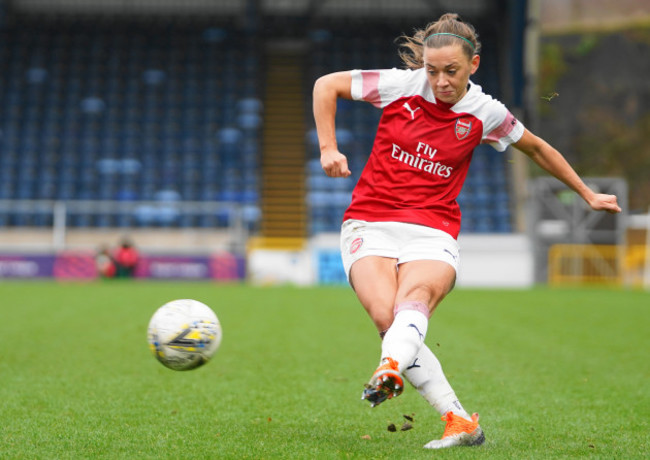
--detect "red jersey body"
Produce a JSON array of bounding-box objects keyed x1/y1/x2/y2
[{"x1": 345, "y1": 68, "x2": 524, "y2": 239}]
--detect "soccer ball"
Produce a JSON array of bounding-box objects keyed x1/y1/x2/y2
[{"x1": 147, "y1": 299, "x2": 222, "y2": 371}]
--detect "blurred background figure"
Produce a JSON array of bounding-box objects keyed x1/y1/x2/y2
[
  {"x1": 95, "y1": 245, "x2": 116, "y2": 279},
  {"x1": 113, "y1": 238, "x2": 139, "y2": 278}
]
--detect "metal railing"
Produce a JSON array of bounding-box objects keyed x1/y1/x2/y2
[{"x1": 0, "y1": 199, "x2": 258, "y2": 251}]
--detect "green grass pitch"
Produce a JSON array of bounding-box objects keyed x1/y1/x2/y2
[{"x1": 0, "y1": 281, "x2": 648, "y2": 459}]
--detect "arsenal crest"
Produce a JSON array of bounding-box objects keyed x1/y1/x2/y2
[{"x1": 455, "y1": 118, "x2": 472, "y2": 140}]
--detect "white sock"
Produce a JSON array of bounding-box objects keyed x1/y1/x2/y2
[
  {"x1": 381, "y1": 301, "x2": 429, "y2": 373},
  {"x1": 403, "y1": 343, "x2": 472, "y2": 421}
]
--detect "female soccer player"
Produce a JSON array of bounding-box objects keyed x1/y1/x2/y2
[{"x1": 312, "y1": 13, "x2": 621, "y2": 449}]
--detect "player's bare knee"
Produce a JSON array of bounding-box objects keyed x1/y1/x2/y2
[{"x1": 399, "y1": 283, "x2": 448, "y2": 310}]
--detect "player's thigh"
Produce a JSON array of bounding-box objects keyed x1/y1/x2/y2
[
  {"x1": 350, "y1": 256, "x2": 399, "y2": 332},
  {"x1": 395, "y1": 260, "x2": 457, "y2": 313}
]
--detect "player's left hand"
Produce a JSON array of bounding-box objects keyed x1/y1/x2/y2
[{"x1": 589, "y1": 193, "x2": 622, "y2": 214}]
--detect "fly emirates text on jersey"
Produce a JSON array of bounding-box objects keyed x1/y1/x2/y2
[{"x1": 390, "y1": 142, "x2": 453, "y2": 178}]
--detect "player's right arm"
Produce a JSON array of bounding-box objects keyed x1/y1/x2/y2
[{"x1": 313, "y1": 71, "x2": 353, "y2": 178}]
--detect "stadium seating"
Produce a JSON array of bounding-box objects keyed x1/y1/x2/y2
[
  {"x1": 0, "y1": 15, "x2": 512, "y2": 234},
  {"x1": 0, "y1": 16, "x2": 262, "y2": 228}
]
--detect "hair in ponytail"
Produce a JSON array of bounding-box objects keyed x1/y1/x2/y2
[{"x1": 398, "y1": 13, "x2": 481, "y2": 70}]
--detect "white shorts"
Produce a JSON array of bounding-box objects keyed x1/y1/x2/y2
[{"x1": 340, "y1": 219, "x2": 460, "y2": 280}]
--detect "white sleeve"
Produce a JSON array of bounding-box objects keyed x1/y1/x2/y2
[
  {"x1": 351, "y1": 68, "x2": 428, "y2": 109},
  {"x1": 482, "y1": 107, "x2": 525, "y2": 152}
]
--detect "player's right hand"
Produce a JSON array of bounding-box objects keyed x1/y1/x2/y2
[{"x1": 321, "y1": 149, "x2": 351, "y2": 178}]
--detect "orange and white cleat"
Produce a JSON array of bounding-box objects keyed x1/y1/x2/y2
[
  {"x1": 423, "y1": 412, "x2": 485, "y2": 449},
  {"x1": 361, "y1": 357, "x2": 404, "y2": 408}
]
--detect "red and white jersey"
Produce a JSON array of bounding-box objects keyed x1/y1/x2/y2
[{"x1": 344, "y1": 67, "x2": 525, "y2": 239}]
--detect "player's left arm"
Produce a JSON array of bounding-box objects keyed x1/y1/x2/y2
[{"x1": 513, "y1": 129, "x2": 622, "y2": 214}]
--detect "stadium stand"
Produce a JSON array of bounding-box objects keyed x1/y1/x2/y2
[
  {"x1": 0, "y1": 12, "x2": 513, "y2": 234},
  {"x1": 0, "y1": 15, "x2": 262, "y2": 228}
]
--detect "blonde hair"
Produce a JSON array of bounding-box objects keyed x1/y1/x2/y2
[{"x1": 398, "y1": 13, "x2": 481, "y2": 70}]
